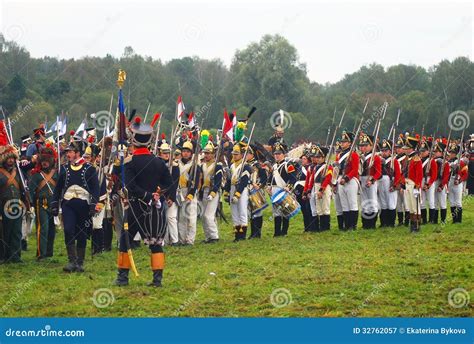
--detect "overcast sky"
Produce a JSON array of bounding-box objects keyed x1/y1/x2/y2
[{"x1": 1, "y1": 0, "x2": 472, "y2": 84}]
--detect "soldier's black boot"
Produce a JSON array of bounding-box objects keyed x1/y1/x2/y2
[
  {"x1": 115, "y1": 269, "x2": 129, "y2": 286},
  {"x1": 274, "y1": 217, "x2": 282, "y2": 237},
  {"x1": 233, "y1": 226, "x2": 241, "y2": 242},
  {"x1": 389, "y1": 209, "x2": 397, "y2": 227},
  {"x1": 337, "y1": 215, "x2": 345, "y2": 230},
  {"x1": 350, "y1": 211, "x2": 359, "y2": 230},
  {"x1": 320, "y1": 215, "x2": 330, "y2": 231},
  {"x1": 149, "y1": 270, "x2": 163, "y2": 287},
  {"x1": 433, "y1": 209, "x2": 439, "y2": 224},
  {"x1": 421, "y1": 209, "x2": 427, "y2": 224},
  {"x1": 63, "y1": 245, "x2": 77, "y2": 273},
  {"x1": 409, "y1": 214, "x2": 416, "y2": 233},
  {"x1": 21, "y1": 239, "x2": 27, "y2": 251},
  {"x1": 342, "y1": 212, "x2": 350, "y2": 231},
  {"x1": 313, "y1": 216, "x2": 320, "y2": 232},
  {"x1": 440, "y1": 208, "x2": 447, "y2": 224},
  {"x1": 249, "y1": 217, "x2": 262, "y2": 238},
  {"x1": 397, "y1": 212, "x2": 404, "y2": 226},
  {"x1": 378, "y1": 209, "x2": 385, "y2": 228},
  {"x1": 76, "y1": 247, "x2": 86, "y2": 273},
  {"x1": 241, "y1": 226, "x2": 248, "y2": 239},
  {"x1": 457, "y1": 208, "x2": 462, "y2": 223},
  {"x1": 282, "y1": 218, "x2": 289, "y2": 236},
  {"x1": 428, "y1": 209, "x2": 434, "y2": 224},
  {"x1": 404, "y1": 212, "x2": 410, "y2": 226}
]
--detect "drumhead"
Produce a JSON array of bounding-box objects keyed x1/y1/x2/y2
[{"x1": 271, "y1": 189, "x2": 287, "y2": 204}]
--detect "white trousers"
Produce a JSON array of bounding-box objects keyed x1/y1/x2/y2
[
  {"x1": 448, "y1": 178, "x2": 463, "y2": 207},
  {"x1": 421, "y1": 178, "x2": 436, "y2": 210},
  {"x1": 338, "y1": 178, "x2": 359, "y2": 212},
  {"x1": 201, "y1": 188, "x2": 220, "y2": 240},
  {"x1": 178, "y1": 188, "x2": 197, "y2": 245},
  {"x1": 309, "y1": 183, "x2": 332, "y2": 216},
  {"x1": 165, "y1": 202, "x2": 178, "y2": 245},
  {"x1": 333, "y1": 188, "x2": 343, "y2": 216},
  {"x1": 434, "y1": 180, "x2": 447, "y2": 209},
  {"x1": 231, "y1": 186, "x2": 249, "y2": 226},
  {"x1": 378, "y1": 175, "x2": 398, "y2": 210},
  {"x1": 360, "y1": 176, "x2": 379, "y2": 213},
  {"x1": 404, "y1": 180, "x2": 420, "y2": 214}
]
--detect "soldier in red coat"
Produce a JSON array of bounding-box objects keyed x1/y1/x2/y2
[
  {"x1": 419, "y1": 139, "x2": 438, "y2": 224},
  {"x1": 335, "y1": 131, "x2": 359, "y2": 230},
  {"x1": 358, "y1": 133, "x2": 382, "y2": 229},
  {"x1": 402, "y1": 135, "x2": 423, "y2": 232},
  {"x1": 379, "y1": 139, "x2": 402, "y2": 227},
  {"x1": 433, "y1": 140, "x2": 450, "y2": 224},
  {"x1": 447, "y1": 142, "x2": 468, "y2": 223}
]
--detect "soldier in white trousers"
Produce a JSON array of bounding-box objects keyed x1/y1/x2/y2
[
  {"x1": 176, "y1": 140, "x2": 201, "y2": 245},
  {"x1": 199, "y1": 141, "x2": 222, "y2": 243},
  {"x1": 394, "y1": 137, "x2": 408, "y2": 226},
  {"x1": 433, "y1": 141, "x2": 450, "y2": 224},
  {"x1": 419, "y1": 140, "x2": 438, "y2": 224},
  {"x1": 224, "y1": 143, "x2": 251, "y2": 242},
  {"x1": 447, "y1": 143, "x2": 468, "y2": 223}
]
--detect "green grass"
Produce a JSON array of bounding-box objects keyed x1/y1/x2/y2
[{"x1": 1, "y1": 199, "x2": 473, "y2": 318}]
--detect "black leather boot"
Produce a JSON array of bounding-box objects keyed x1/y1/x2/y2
[
  {"x1": 76, "y1": 247, "x2": 86, "y2": 273},
  {"x1": 457, "y1": 208, "x2": 462, "y2": 223},
  {"x1": 148, "y1": 269, "x2": 163, "y2": 287},
  {"x1": 233, "y1": 226, "x2": 241, "y2": 242},
  {"x1": 321, "y1": 215, "x2": 330, "y2": 231},
  {"x1": 440, "y1": 208, "x2": 447, "y2": 224},
  {"x1": 63, "y1": 245, "x2": 77, "y2": 272},
  {"x1": 450, "y1": 207, "x2": 456, "y2": 223},
  {"x1": 404, "y1": 212, "x2": 410, "y2": 226},
  {"x1": 433, "y1": 209, "x2": 439, "y2": 224},
  {"x1": 342, "y1": 212, "x2": 350, "y2": 231},
  {"x1": 282, "y1": 218, "x2": 289, "y2": 236},
  {"x1": 337, "y1": 215, "x2": 345, "y2": 230},
  {"x1": 350, "y1": 211, "x2": 359, "y2": 230},
  {"x1": 397, "y1": 212, "x2": 404, "y2": 226},
  {"x1": 421, "y1": 209, "x2": 427, "y2": 224},
  {"x1": 114, "y1": 268, "x2": 129, "y2": 286},
  {"x1": 274, "y1": 217, "x2": 282, "y2": 237}
]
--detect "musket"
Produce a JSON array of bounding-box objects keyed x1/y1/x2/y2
[
  {"x1": 369, "y1": 102, "x2": 388, "y2": 168},
  {"x1": 98, "y1": 94, "x2": 114, "y2": 185},
  {"x1": 188, "y1": 120, "x2": 204, "y2": 191},
  {"x1": 325, "y1": 106, "x2": 337, "y2": 146},
  {"x1": 323, "y1": 107, "x2": 346, "y2": 176},
  {"x1": 144, "y1": 102, "x2": 151, "y2": 123},
  {"x1": 440, "y1": 128, "x2": 452, "y2": 176},
  {"x1": 152, "y1": 113, "x2": 163, "y2": 155},
  {"x1": 425, "y1": 128, "x2": 438, "y2": 174},
  {"x1": 390, "y1": 108, "x2": 401, "y2": 170},
  {"x1": 168, "y1": 125, "x2": 176, "y2": 173}
]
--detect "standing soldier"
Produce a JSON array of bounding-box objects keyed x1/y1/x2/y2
[
  {"x1": 224, "y1": 143, "x2": 251, "y2": 241},
  {"x1": 176, "y1": 140, "x2": 201, "y2": 245},
  {"x1": 199, "y1": 141, "x2": 222, "y2": 243},
  {"x1": 447, "y1": 142, "x2": 468, "y2": 223},
  {"x1": 378, "y1": 139, "x2": 402, "y2": 227},
  {"x1": 305, "y1": 145, "x2": 333, "y2": 231},
  {"x1": 395, "y1": 135, "x2": 409, "y2": 226},
  {"x1": 335, "y1": 131, "x2": 359, "y2": 230},
  {"x1": 115, "y1": 117, "x2": 172, "y2": 287},
  {"x1": 295, "y1": 149, "x2": 313, "y2": 232},
  {"x1": 28, "y1": 144, "x2": 58, "y2": 260},
  {"x1": 51, "y1": 139, "x2": 100, "y2": 272},
  {"x1": 158, "y1": 141, "x2": 180, "y2": 246},
  {"x1": 419, "y1": 139, "x2": 438, "y2": 224},
  {"x1": 114, "y1": 117, "x2": 172, "y2": 286},
  {"x1": 433, "y1": 140, "x2": 450, "y2": 224},
  {"x1": 247, "y1": 146, "x2": 268, "y2": 238},
  {"x1": 270, "y1": 142, "x2": 297, "y2": 237},
  {"x1": 358, "y1": 133, "x2": 382, "y2": 229},
  {"x1": 0, "y1": 140, "x2": 26, "y2": 263},
  {"x1": 402, "y1": 135, "x2": 423, "y2": 232}
]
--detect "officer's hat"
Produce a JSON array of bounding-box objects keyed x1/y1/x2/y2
[
  {"x1": 359, "y1": 133, "x2": 375, "y2": 146},
  {"x1": 381, "y1": 139, "x2": 392, "y2": 151},
  {"x1": 21, "y1": 135, "x2": 32, "y2": 144},
  {"x1": 340, "y1": 130, "x2": 354, "y2": 143},
  {"x1": 159, "y1": 142, "x2": 171, "y2": 154},
  {"x1": 33, "y1": 126, "x2": 45, "y2": 138},
  {"x1": 433, "y1": 138, "x2": 447, "y2": 152},
  {"x1": 272, "y1": 142, "x2": 286, "y2": 154},
  {"x1": 395, "y1": 134, "x2": 404, "y2": 148},
  {"x1": 38, "y1": 143, "x2": 57, "y2": 165},
  {"x1": 203, "y1": 141, "x2": 215, "y2": 153},
  {"x1": 64, "y1": 140, "x2": 86, "y2": 155},
  {"x1": 419, "y1": 139, "x2": 432, "y2": 152},
  {"x1": 403, "y1": 135, "x2": 419, "y2": 150},
  {"x1": 315, "y1": 145, "x2": 328, "y2": 157},
  {"x1": 182, "y1": 140, "x2": 194, "y2": 152},
  {"x1": 129, "y1": 117, "x2": 153, "y2": 147},
  {"x1": 448, "y1": 141, "x2": 460, "y2": 154}
]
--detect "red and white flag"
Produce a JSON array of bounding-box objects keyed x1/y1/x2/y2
[
  {"x1": 223, "y1": 108, "x2": 236, "y2": 141},
  {"x1": 188, "y1": 111, "x2": 195, "y2": 127},
  {"x1": 176, "y1": 96, "x2": 185, "y2": 121}
]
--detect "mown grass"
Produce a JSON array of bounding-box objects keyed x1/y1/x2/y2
[{"x1": 1, "y1": 199, "x2": 473, "y2": 317}]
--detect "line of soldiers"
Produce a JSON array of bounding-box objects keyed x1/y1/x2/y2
[{"x1": 1, "y1": 116, "x2": 472, "y2": 288}]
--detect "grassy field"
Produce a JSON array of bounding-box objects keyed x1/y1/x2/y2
[{"x1": 1, "y1": 199, "x2": 473, "y2": 318}]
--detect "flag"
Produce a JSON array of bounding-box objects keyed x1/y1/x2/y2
[
  {"x1": 176, "y1": 96, "x2": 185, "y2": 121},
  {"x1": 118, "y1": 88, "x2": 127, "y2": 143},
  {"x1": 188, "y1": 111, "x2": 195, "y2": 128},
  {"x1": 223, "y1": 108, "x2": 234, "y2": 141},
  {"x1": 75, "y1": 120, "x2": 86, "y2": 138}
]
